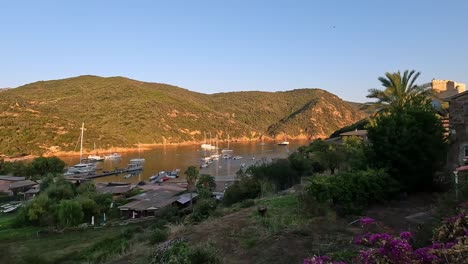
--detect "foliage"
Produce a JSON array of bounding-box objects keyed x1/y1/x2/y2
[
  {"x1": 223, "y1": 176, "x2": 261, "y2": 206},
  {"x1": 329, "y1": 118, "x2": 369, "y2": 138},
  {"x1": 306, "y1": 169, "x2": 400, "y2": 215},
  {"x1": 248, "y1": 159, "x2": 300, "y2": 190},
  {"x1": 305, "y1": 206, "x2": 468, "y2": 264},
  {"x1": 28, "y1": 156, "x2": 65, "y2": 178},
  {"x1": 57, "y1": 199, "x2": 84, "y2": 227},
  {"x1": 364, "y1": 70, "x2": 432, "y2": 114},
  {"x1": 154, "y1": 240, "x2": 221, "y2": 264},
  {"x1": 0, "y1": 75, "x2": 364, "y2": 156},
  {"x1": 0, "y1": 156, "x2": 64, "y2": 179},
  {"x1": 14, "y1": 177, "x2": 112, "y2": 227},
  {"x1": 150, "y1": 228, "x2": 169, "y2": 244},
  {"x1": 196, "y1": 174, "x2": 216, "y2": 191},
  {"x1": 366, "y1": 103, "x2": 447, "y2": 192},
  {"x1": 191, "y1": 198, "x2": 217, "y2": 222}
]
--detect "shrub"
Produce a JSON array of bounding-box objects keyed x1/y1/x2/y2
[
  {"x1": 239, "y1": 199, "x2": 255, "y2": 208},
  {"x1": 223, "y1": 177, "x2": 260, "y2": 206},
  {"x1": 150, "y1": 228, "x2": 169, "y2": 244},
  {"x1": 306, "y1": 169, "x2": 399, "y2": 215},
  {"x1": 192, "y1": 198, "x2": 217, "y2": 222}
]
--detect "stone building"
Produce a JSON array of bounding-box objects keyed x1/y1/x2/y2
[
  {"x1": 433, "y1": 79, "x2": 466, "y2": 99},
  {"x1": 446, "y1": 91, "x2": 468, "y2": 170}
]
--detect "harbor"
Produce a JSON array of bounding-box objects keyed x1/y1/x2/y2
[{"x1": 60, "y1": 140, "x2": 308, "y2": 183}]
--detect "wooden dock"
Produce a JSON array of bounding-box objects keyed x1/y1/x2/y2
[{"x1": 64, "y1": 168, "x2": 140, "y2": 180}]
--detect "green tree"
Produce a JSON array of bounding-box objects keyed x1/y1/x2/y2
[
  {"x1": 311, "y1": 143, "x2": 345, "y2": 175},
  {"x1": 365, "y1": 70, "x2": 432, "y2": 114},
  {"x1": 196, "y1": 174, "x2": 216, "y2": 192},
  {"x1": 367, "y1": 103, "x2": 447, "y2": 192},
  {"x1": 29, "y1": 156, "x2": 65, "y2": 178},
  {"x1": 58, "y1": 199, "x2": 84, "y2": 227},
  {"x1": 184, "y1": 166, "x2": 199, "y2": 211}
]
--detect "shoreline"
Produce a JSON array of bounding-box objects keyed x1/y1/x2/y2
[{"x1": 1, "y1": 136, "x2": 313, "y2": 162}]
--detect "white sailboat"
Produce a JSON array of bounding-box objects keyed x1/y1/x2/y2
[
  {"x1": 221, "y1": 134, "x2": 233, "y2": 154},
  {"x1": 65, "y1": 123, "x2": 97, "y2": 175},
  {"x1": 88, "y1": 142, "x2": 105, "y2": 161},
  {"x1": 201, "y1": 132, "x2": 217, "y2": 150},
  {"x1": 130, "y1": 144, "x2": 145, "y2": 164}
]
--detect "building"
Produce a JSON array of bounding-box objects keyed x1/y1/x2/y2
[
  {"x1": 0, "y1": 176, "x2": 26, "y2": 194},
  {"x1": 339, "y1": 129, "x2": 368, "y2": 142},
  {"x1": 445, "y1": 91, "x2": 468, "y2": 170},
  {"x1": 432, "y1": 79, "x2": 466, "y2": 99},
  {"x1": 9, "y1": 180, "x2": 38, "y2": 196},
  {"x1": 96, "y1": 182, "x2": 136, "y2": 199},
  {"x1": 118, "y1": 188, "x2": 197, "y2": 218}
]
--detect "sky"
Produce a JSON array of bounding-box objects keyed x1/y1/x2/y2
[{"x1": 0, "y1": 0, "x2": 467, "y2": 102}]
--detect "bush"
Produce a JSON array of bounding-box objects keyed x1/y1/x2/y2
[
  {"x1": 223, "y1": 177, "x2": 260, "y2": 206},
  {"x1": 239, "y1": 199, "x2": 255, "y2": 208},
  {"x1": 154, "y1": 241, "x2": 221, "y2": 264},
  {"x1": 150, "y1": 228, "x2": 169, "y2": 244},
  {"x1": 192, "y1": 198, "x2": 217, "y2": 222},
  {"x1": 248, "y1": 159, "x2": 300, "y2": 190},
  {"x1": 306, "y1": 169, "x2": 399, "y2": 215}
]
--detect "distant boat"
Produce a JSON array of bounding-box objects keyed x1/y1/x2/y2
[
  {"x1": 278, "y1": 141, "x2": 289, "y2": 146},
  {"x1": 221, "y1": 134, "x2": 233, "y2": 153},
  {"x1": 88, "y1": 142, "x2": 105, "y2": 161},
  {"x1": 126, "y1": 163, "x2": 143, "y2": 172},
  {"x1": 233, "y1": 156, "x2": 243, "y2": 160},
  {"x1": 130, "y1": 144, "x2": 145, "y2": 164},
  {"x1": 66, "y1": 123, "x2": 97, "y2": 175},
  {"x1": 105, "y1": 153, "x2": 121, "y2": 160},
  {"x1": 201, "y1": 132, "x2": 217, "y2": 150}
]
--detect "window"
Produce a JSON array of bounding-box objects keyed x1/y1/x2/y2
[
  {"x1": 463, "y1": 102, "x2": 468, "y2": 116},
  {"x1": 464, "y1": 145, "x2": 468, "y2": 157}
]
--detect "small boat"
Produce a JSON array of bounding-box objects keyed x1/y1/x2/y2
[
  {"x1": 123, "y1": 174, "x2": 132, "y2": 179},
  {"x1": 162, "y1": 176, "x2": 169, "y2": 182},
  {"x1": 200, "y1": 163, "x2": 208, "y2": 168},
  {"x1": 88, "y1": 142, "x2": 105, "y2": 161},
  {"x1": 278, "y1": 141, "x2": 289, "y2": 146},
  {"x1": 126, "y1": 163, "x2": 143, "y2": 171},
  {"x1": 105, "y1": 153, "x2": 122, "y2": 160},
  {"x1": 233, "y1": 156, "x2": 243, "y2": 160},
  {"x1": 65, "y1": 163, "x2": 97, "y2": 174},
  {"x1": 129, "y1": 158, "x2": 145, "y2": 164}
]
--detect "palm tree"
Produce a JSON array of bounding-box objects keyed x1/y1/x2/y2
[
  {"x1": 364, "y1": 70, "x2": 432, "y2": 114},
  {"x1": 184, "y1": 165, "x2": 199, "y2": 211}
]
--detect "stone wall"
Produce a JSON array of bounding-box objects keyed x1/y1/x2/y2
[{"x1": 433, "y1": 79, "x2": 466, "y2": 99}]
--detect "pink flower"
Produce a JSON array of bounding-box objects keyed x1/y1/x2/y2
[
  {"x1": 399, "y1": 231, "x2": 412, "y2": 240},
  {"x1": 360, "y1": 217, "x2": 375, "y2": 226}
]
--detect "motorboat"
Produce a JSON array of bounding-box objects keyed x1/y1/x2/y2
[
  {"x1": 129, "y1": 158, "x2": 145, "y2": 164},
  {"x1": 65, "y1": 163, "x2": 96, "y2": 174},
  {"x1": 126, "y1": 163, "x2": 143, "y2": 172},
  {"x1": 233, "y1": 156, "x2": 243, "y2": 160},
  {"x1": 105, "y1": 153, "x2": 122, "y2": 160},
  {"x1": 278, "y1": 141, "x2": 289, "y2": 146}
]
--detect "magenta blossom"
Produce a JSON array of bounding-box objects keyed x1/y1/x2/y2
[
  {"x1": 359, "y1": 217, "x2": 375, "y2": 226},
  {"x1": 399, "y1": 231, "x2": 412, "y2": 240}
]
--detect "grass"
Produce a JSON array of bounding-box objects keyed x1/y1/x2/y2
[
  {"x1": 252, "y1": 194, "x2": 311, "y2": 233},
  {"x1": 0, "y1": 218, "x2": 143, "y2": 264}
]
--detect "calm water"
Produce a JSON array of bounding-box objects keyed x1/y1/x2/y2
[{"x1": 62, "y1": 140, "x2": 309, "y2": 183}]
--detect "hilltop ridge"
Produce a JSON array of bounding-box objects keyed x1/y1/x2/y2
[{"x1": 0, "y1": 75, "x2": 365, "y2": 156}]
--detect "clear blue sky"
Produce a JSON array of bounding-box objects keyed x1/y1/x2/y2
[{"x1": 1, "y1": 0, "x2": 467, "y2": 102}]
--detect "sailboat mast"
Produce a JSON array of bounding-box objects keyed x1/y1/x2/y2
[
  {"x1": 80, "y1": 122, "x2": 84, "y2": 162},
  {"x1": 228, "y1": 134, "x2": 230, "y2": 149}
]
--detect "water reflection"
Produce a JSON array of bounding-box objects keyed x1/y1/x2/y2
[{"x1": 62, "y1": 140, "x2": 308, "y2": 183}]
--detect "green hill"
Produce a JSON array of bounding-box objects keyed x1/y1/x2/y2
[{"x1": 0, "y1": 75, "x2": 365, "y2": 156}]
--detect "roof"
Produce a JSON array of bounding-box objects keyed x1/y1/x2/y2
[
  {"x1": 24, "y1": 188, "x2": 40, "y2": 194},
  {"x1": 0, "y1": 176, "x2": 26, "y2": 181},
  {"x1": 176, "y1": 193, "x2": 199, "y2": 205},
  {"x1": 340, "y1": 130, "x2": 368, "y2": 137},
  {"x1": 444, "y1": 90, "x2": 468, "y2": 101},
  {"x1": 119, "y1": 188, "x2": 182, "y2": 211},
  {"x1": 119, "y1": 196, "x2": 179, "y2": 211},
  {"x1": 9, "y1": 180, "x2": 37, "y2": 189},
  {"x1": 456, "y1": 165, "x2": 468, "y2": 171},
  {"x1": 96, "y1": 184, "x2": 135, "y2": 195}
]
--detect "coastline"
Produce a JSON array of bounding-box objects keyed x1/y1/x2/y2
[{"x1": 1, "y1": 135, "x2": 314, "y2": 162}]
